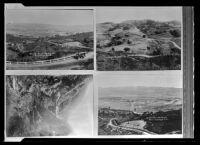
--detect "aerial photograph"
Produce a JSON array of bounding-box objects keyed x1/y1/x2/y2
[
  {"x1": 96, "y1": 7, "x2": 182, "y2": 71},
  {"x1": 5, "y1": 9, "x2": 94, "y2": 70},
  {"x1": 97, "y1": 72, "x2": 183, "y2": 135},
  {"x1": 5, "y1": 75, "x2": 93, "y2": 137}
]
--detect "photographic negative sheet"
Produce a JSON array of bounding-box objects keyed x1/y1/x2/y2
[{"x1": 4, "y1": 4, "x2": 193, "y2": 141}]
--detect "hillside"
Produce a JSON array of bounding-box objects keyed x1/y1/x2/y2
[
  {"x1": 6, "y1": 31, "x2": 93, "y2": 62},
  {"x1": 97, "y1": 20, "x2": 181, "y2": 53},
  {"x1": 98, "y1": 85, "x2": 182, "y2": 135},
  {"x1": 96, "y1": 19, "x2": 181, "y2": 70}
]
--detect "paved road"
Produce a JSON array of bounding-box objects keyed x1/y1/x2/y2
[
  {"x1": 107, "y1": 118, "x2": 157, "y2": 135},
  {"x1": 6, "y1": 52, "x2": 93, "y2": 69}
]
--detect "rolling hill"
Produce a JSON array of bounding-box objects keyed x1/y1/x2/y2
[{"x1": 97, "y1": 19, "x2": 181, "y2": 55}]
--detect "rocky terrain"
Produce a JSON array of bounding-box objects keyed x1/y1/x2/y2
[{"x1": 6, "y1": 75, "x2": 92, "y2": 137}]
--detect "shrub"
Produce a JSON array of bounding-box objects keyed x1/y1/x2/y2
[
  {"x1": 169, "y1": 29, "x2": 181, "y2": 37},
  {"x1": 7, "y1": 115, "x2": 28, "y2": 137},
  {"x1": 124, "y1": 47, "x2": 130, "y2": 52}
]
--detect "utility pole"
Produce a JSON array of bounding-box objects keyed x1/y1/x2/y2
[
  {"x1": 13, "y1": 76, "x2": 16, "y2": 90},
  {"x1": 119, "y1": 57, "x2": 121, "y2": 70}
]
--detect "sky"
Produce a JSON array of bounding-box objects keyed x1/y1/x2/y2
[
  {"x1": 5, "y1": 9, "x2": 93, "y2": 26},
  {"x1": 96, "y1": 7, "x2": 182, "y2": 23},
  {"x1": 97, "y1": 71, "x2": 183, "y2": 88}
]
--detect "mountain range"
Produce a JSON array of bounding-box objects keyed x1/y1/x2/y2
[{"x1": 6, "y1": 23, "x2": 93, "y2": 37}]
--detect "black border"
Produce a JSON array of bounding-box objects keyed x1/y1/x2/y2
[
  {"x1": 2, "y1": 0, "x2": 198, "y2": 143},
  {"x1": 3, "y1": 0, "x2": 197, "y2": 6}
]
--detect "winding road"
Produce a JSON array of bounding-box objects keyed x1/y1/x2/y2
[
  {"x1": 6, "y1": 51, "x2": 93, "y2": 69},
  {"x1": 107, "y1": 118, "x2": 157, "y2": 135}
]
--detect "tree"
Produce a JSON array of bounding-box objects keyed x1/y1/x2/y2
[
  {"x1": 111, "y1": 47, "x2": 115, "y2": 52},
  {"x1": 124, "y1": 47, "x2": 130, "y2": 53},
  {"x1": 169, "y1": 29, "x2": 181, "y2": 37},
  {"x1": 127, "y1": 40, "x2": 132, "y2": 44},
  {"x1": 147, "y1": 46, "x2": 151, "y2": 50},
  {"x1": 123, "y1": 26, "x2": 130, "y2": 30}
]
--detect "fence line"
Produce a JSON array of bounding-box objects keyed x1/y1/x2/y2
[{"x1": 6, "y1": 54, "x2": 77, "y2": 65}]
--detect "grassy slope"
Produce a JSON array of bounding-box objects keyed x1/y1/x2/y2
[{"x1": 96, "y1": 20, "x2": 181, "y2": 70}]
